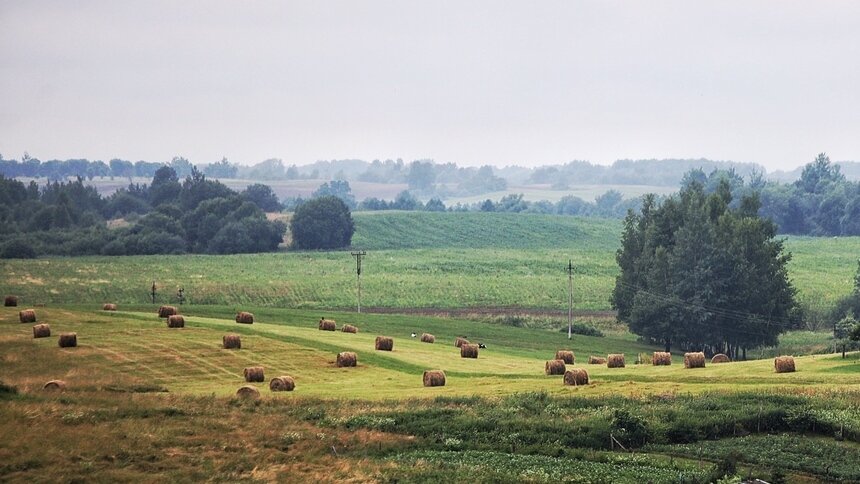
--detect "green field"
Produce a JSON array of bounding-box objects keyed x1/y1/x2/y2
[
  {"x1": 1, "y1": 213, "x2": 857, "y2": 313},
  {"x1": 1, "y1": 304, "x2": 858, "y2": 482}
]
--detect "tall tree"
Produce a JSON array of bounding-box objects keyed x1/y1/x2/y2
[{"x1": 612, "y1": 182, "x2": 798, "y2": 356}]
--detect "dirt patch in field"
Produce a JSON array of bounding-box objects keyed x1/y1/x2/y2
[{"x1": 357, "y1": 306, "x2": 617, "y2": 318}]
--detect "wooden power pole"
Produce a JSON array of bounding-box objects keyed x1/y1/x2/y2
[
  {"x1": 351, "y1": 251, "x2": 367, "y2": 313},
  {"x1": 567, "y1": 260, "x2": 574, "y2": 340}
]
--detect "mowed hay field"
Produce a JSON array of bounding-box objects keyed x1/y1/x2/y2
[
  {"x1": 1, "y1": 212, "x2": 858, "y2": 311},
  {"x1": 2, "y1": 305, "x2": 860, "y2": 482},
  {"x1": 2, "y1": 305, "x2": 858, "y2": 398}
]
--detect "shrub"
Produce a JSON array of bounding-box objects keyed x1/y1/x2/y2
[{"x1": 0, "y1": 238, "x2": 36, "y2": 259}]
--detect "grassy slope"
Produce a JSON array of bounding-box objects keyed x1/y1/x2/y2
[
  {"x1": 0, "y1": 212, "x2": 857, "y2": 312},
  {"x1": 2, "y1": 305, "x2": 856, "y2": 399},
  {"x1": 2, "y1": 304, "x2": 857, "y2": 482}
]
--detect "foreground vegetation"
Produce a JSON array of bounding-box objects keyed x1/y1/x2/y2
[{"x1": 1, "y1": 305, "x2": 858, "y2": 482}]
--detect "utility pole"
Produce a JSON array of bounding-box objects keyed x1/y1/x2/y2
[
  {"x1": 151, "y1": 281, "x2": 157, "y2": 304},
  {"x1": 351, "y1": 251, "x2": 367, "y2": 313},
  {"x1": 567, "y1": 260, "x2": 574, "y2": 340},
  {"x1": 177, "y1": 287, "x2": 185, "y2": 305}
]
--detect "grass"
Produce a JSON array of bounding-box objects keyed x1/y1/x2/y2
[
  {"x1": 1, "y1": 212, "x2": 857, "y2": 313},
  {"x1": 2, "y1": 304, "x2": 859, "y2": 481}
]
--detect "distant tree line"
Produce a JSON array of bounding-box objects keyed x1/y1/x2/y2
[
  {"x1": 685, "y1": 154, "x2": 860, "y2": 236},
  {"x1": 284, "y1": 179, "x2": 642, "y2": 218},
  {"x1": 0, "y1": 167, "x2": 285, "y2": 258}
]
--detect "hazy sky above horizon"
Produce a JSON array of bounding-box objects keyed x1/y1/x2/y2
[{"x1": 1, "y1": 1, "x2": 858, "y2": 171}]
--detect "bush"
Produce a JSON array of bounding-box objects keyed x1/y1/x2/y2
[
  {"x1": 0, "y1": 238, "x2": 36, "y2": 259},
  {"x1": 290, "y1": 196, "x2": 355, "y2": 250}
]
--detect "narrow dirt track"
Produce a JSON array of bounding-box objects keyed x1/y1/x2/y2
[{"x1": 346, "y1": 307, "x2": 617, "y2": 318}]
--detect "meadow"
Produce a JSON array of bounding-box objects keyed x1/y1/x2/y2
[
  {"x1": 1, "y1": 304, "x2": 858, "y2": 482},
  {"x1": 1, "y1": 212, "x2": 857, "y2": 313},
  {"x1": 2, "y1": 211, "x2": 859, "y2": 482}
]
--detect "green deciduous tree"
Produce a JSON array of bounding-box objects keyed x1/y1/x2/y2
[
  {"x1": 290, "y1": 196, "x2": 354, "y2": 250},
  {"x1": 612, "y1": 181, "x2": 798, "y2": 358}
]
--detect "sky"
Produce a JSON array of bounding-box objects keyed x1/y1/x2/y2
[{"x1": 1, "y1": 1, "x2": 858, "y2": 171}]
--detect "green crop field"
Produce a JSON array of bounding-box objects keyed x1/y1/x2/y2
[
  {"x1": 1, "y1": 212, "x2": 857, "y2": 313},
  {"x1": 1, "y1": 304, "x2": 858, "y2": 482}
]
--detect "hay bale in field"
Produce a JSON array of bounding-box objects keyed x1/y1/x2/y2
[
  {"x1": 158, "y1": 306, "x2": 177, "y2": 318},
  {"x1": 375, "y1": 336, "x2": 394, "y2": 351},
  {"x1": 588, "y1": 355, "x2": 606, "y2": 365},
  {"x1": 711, "y1": 353, "x2": 731, "y2": 364},
  {"x1": 223, "y1": 334, "x2": 241, "y2": 349},
  {"x1": 454, "y1": 337, "x2": 469, "y2": 348},
  {"x1": 244, "y1": 366, "x2": 265, "y2": 382},
  {"x1": 235, "y1": 311, "x2": 254, "y2": 324},
  {"x1": 774, "y1": 356, "x2": 795, "y2": 373},
  {"x1": 33, "y1": 323, "x2": 51, "y2": 338},
  {"x1": 103, "y1": 303, "x2": 117, "y2": 311},
  {"x1": 460, "y1": 343, "x2": 479, "y2": 358},
  {"x1": 336, "y1": 351, "x2": 357, "y2": 367},
  {"x1": 420, "y1": 333, "x2": 435, "y2": 343},
  {"x1": 342, "y1": 324, "x2": 358, "y2": 334},
  {"x1": 269, "y1": 376, "x2": 296, "y2": 392},
  {"x1": 683, "y1": 352, "x2": 706, "y2": 369},
  {"x1": 423, "y1": 370, "x2": 446, "y2": 387},
  {"x1": 236, "y1": 385, "x2": 261, "y2": 400},
  {"x1": 19, "y1": 309, "x2": 36, "y2": 323},
  {"x1": 607, "y1": 354, "x2": 625, "y2": 368},
  {"x1": 167, "y1": 315, "x2": 185, "y2": 328},
  {"x1": 43, "y1": 380, "x2": 66, "y2": 391},
  {"x1": 319, "y1": 318, "x2": 336, "y2": 331},
  {"x1": 4, "y1": 295, "x2": 18, "y2": 307},
  {"x1": 545, "y1": 359, "x2": 566, "y2": 375},
  {"x1": 58, "y1": 332, "x2": 77, "y2": 348},
  {"x1": 555, "y1": 350, "x2": 575, "y2": 364},
  {"x1": 563, "y1": 368, "x2": 589, "y2": 386},
  {"x1": 652, "y1": 352, "x2": 672, "y2": 366}
]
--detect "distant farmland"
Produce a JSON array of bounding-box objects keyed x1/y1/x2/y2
[{"x1": 1, "y1": 212, "x2": 856, "y2": 313}]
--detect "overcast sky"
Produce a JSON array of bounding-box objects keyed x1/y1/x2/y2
[{"x1": 1, "y1": 1, "x2": 858, "y2": 170}]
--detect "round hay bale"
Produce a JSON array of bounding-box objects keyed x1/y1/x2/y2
[
  {"x1": 33, "y1": 323, "x2": 51, "y2": 338},
  {"x1": 223, "y1": 334, "x2": 241, "y2": 349},
  {"x1": 19, "y1": 309, "x2": 36, "y2": 324},
  {"x1": 336, "y1": 351, "x2": 357, "y2": 367},
  {"x1": 711, "y1": 353, "x2": 731, "y2": 364},
  {"x1": 102, "y1": 303, "x2": 117, "y2": 311},
  {"x1": 58, "y1": 332, "x2": 77, "y2": 348},
  {"x1": 774, "y1": 356, "x2": 795, "y2": 373},
  {"x1": 420, "y1": 333, "x2": 435, "y2": 343},
  {"x1": 269, "y1": 376, "x2": 296, "y2": 392},
  {"x1": 158, "y1": 306, "x2": 177, "y2": 318},
  {"x1": 319, "y1": 318, "x2": 336, "y2": 331},
  {"x1": 454, "y1": 337, "x2": 469, "y2": 348},
  {"x1": 167, "y1": 315, "x2": 185, "y2": 328},
  {"x1": 545, "y1": 359, "x2": 566, "y2": 375},
  {"x1": 607, "y1": 354, "x2": 625, "y2": 368},
  {"x1": 652, "y1": 352, "x2": 672, "y2": 366},
  {"x1": 43, "y1": 380, "x2": 67, "y2": 391},
  {"x1": 683, "y1": 352, "x2": 706, "y2": 369},
  {"x1": 423, "y1": 370, "x2": 446, "y2": 387},
  {"x1": 555, "y1": 350, "x2": 575, "y2": 365},
  {"x1": 460, "y1": 343, "x2": 479, "y2": 359},
  {"x1": 342, "y1": 324, "x2": 358, "y2": 334},
  {"x1": 244, "y1": 366, "x2": 265, "y2": 382},
  {"x1": 236, "y1": 385, "x2": 261, "y2": 400},
  {"x1": 4, "y1": 295, "x2": 18, "y2": 307},
  {"x1": 563, "y1": 368, "x2": 589, "y2": 386},
  {"x1": 236, "y1": 311, "x2": 254, "y2": 324},
  {"x1": 375, "y1": 336, "x2": 394, "y2": 351},
  {"x1": 588, "y1": 355, "x2": 607, "y2": 365}
]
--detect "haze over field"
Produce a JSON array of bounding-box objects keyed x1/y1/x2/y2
[{"x1": 2, "y1": 1, "x2": 859, "y2": 170}]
